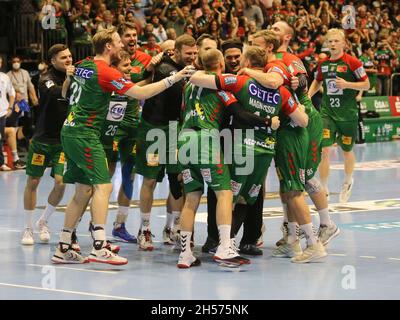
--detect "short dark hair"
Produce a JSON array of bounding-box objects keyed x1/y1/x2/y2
[
  {"x1": 117, "y1": 22, "x2": 137, "y2": 36},
  {"x1": 48, "y1": 44, "x2": 68, "y2": 62},
  {"x1": 175, "y1": 34, "x2": 196, "y2": 51},
  {"x1": 221, "y1": 39, "x2": 243, "y2": 54}
]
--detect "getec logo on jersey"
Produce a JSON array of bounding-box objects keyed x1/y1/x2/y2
[
  {"x1": 248, "y1": 83, "x2": 279, "y2": 105},
  {"x1": 106, "y1": 100, "x2": 127, "y2": 122},
  {"x1": 75, "y1": 67, "x2": 94, "y2": 79},
  {"x1": 326, "y1": 79, "x2": 343, "y2": 95}
]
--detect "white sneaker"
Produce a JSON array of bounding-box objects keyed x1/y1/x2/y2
[
  {"x1": 272, "y1": 240, "x2": 302, "y2": 258},
  {"x1": 275, "y1": 222, "x2": 289, "y2": 247},
  {"x1": 214, "y1": 245, "x2": 250, "y2": 266},
  {"x1": 88, "y1": 246, "x2": 128, "y2": 265},
  {"x1": 21, "y1": 228, "x2": 34, "y2": 245},
  {"x1": 318, "y1": 223, "x2": 340, "y2": 246},
  {"x1": 0, "y1": 164, "x2": 12, "y2": 171},
  {"x1": 51, "y1": 245, "x2": 88, "y2": 264},
  {"x1": 339, "y1": 179, "x2": 354, "y2": 203},
  {"x1": 138, "y1": 229, "x2": 154, "y2": 251},
  {"x1": 36, "y1": 219, "x2": 50, "y2": 243},
  {"x1": 177, "y1": 253, "x2": 201, "y2": 269},
  {"x1": 162, "y1": 227, "x2": 175, "y2": 245},
  {"x1": 291, "y1": 241, "x2": 327, "y2": 263},
  {"x1": 256, "y1": 223, "x2": 266, "y2": 247}
]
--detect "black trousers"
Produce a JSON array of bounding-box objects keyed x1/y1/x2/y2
[
  {"x1": 0, "y1": 116, "x2": 6, "y2": 166},
  {"x1": 206, "y1": 186, "x2": 264, "y2": 245}
]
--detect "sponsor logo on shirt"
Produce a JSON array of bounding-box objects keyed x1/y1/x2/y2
[
  {"x1": 45, "y1": 80, "x2": 54, "y2": 88},
  {"x1": 337, "y1": 65, "x2": 348, "y2": 73},
  {"x1": 224, "y1": 76, "x2": 237, "y2": 85},
  {"x1": 58, "y1": 152, "x2": 65, "y2": 164},
  {"x1": 111, "y1": 79, "x2": 125, "y2": 90},
  {"x1": 248, "y1": 83, "x2": 279, "y2": 105},
  {"x1": 106, "y1": 101, "x2": 127, "y2": 122},
  {"x1": 75, "y1": 67, "x2": 94, "y2": 79},
  {"x1": 288, "y1": 97, "x2": 295, "y2": 109},
  {"x1": 326, "y1": 79, "x2": 343, "y2": 95},
  {"x1": 321, "y1": 66, "x2": 329, "y2": 73},
  {"x1": 217, "y1": 91, "x2": 230, "y2": 103},
  {"x1": 354, "y1": 66, "x2": 367, "y2": 79},
  {"x1": 342, "y1": 135, "x2": 352, "y2": 145},
  {"x1": 299, "y1": 169, "x2": 305, "y2": 184},
  {"x1": 323, "y1": 128, "x2": 330, "y2": 139}
]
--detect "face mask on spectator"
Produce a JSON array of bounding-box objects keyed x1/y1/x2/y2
[{"x1": 12, "y1": 62, "x2": 20, "y2": 70}]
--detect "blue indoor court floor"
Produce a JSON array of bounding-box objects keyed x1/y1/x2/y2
[{"x1": 0, "y1": 141, "x2": 399, "y2": 300}]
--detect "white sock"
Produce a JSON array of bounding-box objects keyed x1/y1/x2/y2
[
  {"x1": 344, "y1": 174, "x2": 353, "y2": 185},
  {"x1": 40, "y1": 203, "x2": 56, "y2": 222},
  {"x1": 172, "y1": 211, "x2": 181, "y2": 228},
  {"x1": 282, "y1": 203, "x2": 288, "y2": 223},
  {"x1": 25, "y1": 210, "x2": 34, "y2": 229},
  {"x1": 165, "y1": 212, "x2": 174, "y2": 229},
  {"x1": 115, "y1": 205, "x2": 129, "y2": 228},
  {"x1": 300, "y1": 223, "x2": 317, "y2": 246},
  {"x1": 318, "y1": 208, "x2": 331, "y2": 226},
  {"x1": 140, "y1": 212, "x2": 151, "y2": 231},
  {"x1": 92, "y1": 224, "x2": 106, "y2": 248},
  {"x1": 12, "y1": 150, "x2": 19, "y2": 161},
  {"x1": 287, "y1": 222, "x2": 299, "y2": 244},
  {"x1": 60, "y1": 228, "x2": 73, "y2": 246},
  {"x1": 218, "y1": 224, "x2": 231, "y2": 249},
  {"x1": 180, "y1": 231, "x2": 192, "y2": 255}
]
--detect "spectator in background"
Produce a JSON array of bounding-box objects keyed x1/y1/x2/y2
[
  {"x1": 375, "y1": 39, "x2": 397, "y2": 95},
  {"x1": 196, "y1": 4, "x2": 213, "y2": 35},
  {"x1": 125, "y1": 11, "x2": 143, "y2": 35},
  {"x1": 139, "y1": 33, "x2": 162, "y2": 56},
  {"x1": 96, "y1": 10, "x2": 114, "y2": 31},
  {"x1": 243, "y1": 0, "x2": 264, "y2": 29},
  {"x1": 0, "y1": 56, "x2": 15, "y2": 171},
  {"x1": 131, "y1": 0, "x2": 147, "y2": 27},
  {"x1": 359, "y1": 43, "x2": 379, "y2": 97},
  {"x1": 70, "y1": 4, "x2": 94, "y2": 44},
  {"x1": 150, "y1": 15, "x2": 168, "y2": 43},
  {"x1": 166, "y1": 27, "x2": 177, "y2": 40},
  {"x1": 161, "y1": 2, "x2": 186, "y2": 36}
]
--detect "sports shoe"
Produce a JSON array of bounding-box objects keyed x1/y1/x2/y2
[
  {"x1": 0, "y1": 164, "x2": 12, "y2": 171},
  {"x1": 88, "y1": 246, "x2": 128, "y2": 265},
  {"x1": 291, "y1": 241, "x2": 327, "y2": 263},
  {"x1": 239, "y1": 243, "x2": 263, "y2": 256},
  {"x1": 112, "y1": 223, "x2": 137, "y2": 243},
  {"x1": 51, "y1": 244, "x2": 88, "y2": 264},
  {"x1": 163, "y1": 227, "x2": 175, "y2": 245},
  {"x1": 71, "y1": 230, "x2": 81, "y2": 253},
  {"x1": 318, "y1": 223, "x2": 340, "y2": 246},
  {"x1": 13, "y1": 159, "x2": 26, "y2": 170},
  {"x1": 214, "y1": 245, "x2": 251, "y2": 266},
  {"x1": 138, "y1": 229, "x2": 154, "y2": 251},
  {"x1": 256, "y1": 223, "x2": 266, "y2": 247},
  {"x1": 201, "y1": 236, "x2": 219, "y2": 253},
  {"x1": 36, "y1": 219, "x2": 50, "y2": 243},
  {"x1": 339, "y1": 179, "x2": 354, "y2": 203},
  {"x1": 272, "y1": 240, "x2": 302, "y2": 258},
  {"x1": 275, "y1": 222, "x2": 289, "y2": 247},
  {"x1": 21, "y1": 228, "x2": 34, "y2": 245},
  {"x1": 177, "y1": 253, "x2": 201, "y2": 269}
]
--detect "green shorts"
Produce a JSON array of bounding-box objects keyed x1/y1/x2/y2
[
  {"x1": 231, "y1": 152, "x2": 273, "y2": 205},
  {"x1": 136, "y1": 119, "x2": 180, "y2": 181},
  {"x1": 178, "y1": 131, "x2": 231, "y2": 193},
  {"x1": 321, "y1": 115, "x2": 357, "y2": 152},
  {"x1": 275, "y1": 126, "x2": 308, "y2": 193},
  {"x1": 26, "y1": 139, "x2": 65, "y2": 178},
  {"x1": 306, "y1": 113, "x2": 323, "y2": 181},
  {"x1": 62, "y1": 135, "x2": 110, "y2": 185},
  {"x1": 110, "y1": 124, "x2": 138, "y2": 165}
]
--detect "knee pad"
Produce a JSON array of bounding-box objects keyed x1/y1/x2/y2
[
  {"x1": 121, "y1": 162, "x2": 134, "y2": 199},
  {"x1": 305, "y1": 177, "x2": 322, "y2": 195},
  {"x1": 168, "y1": 173, "x2": 183, "y2": 200}
]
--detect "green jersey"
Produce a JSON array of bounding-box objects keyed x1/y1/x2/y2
[
  {"x1": 100, "y1": 94, "x2": 128, "y2": 148},
  {"x1": 316, "y1": 53, "x2": 368, "y2": 121},
  {"x1": 62, "y1": 58, "x2": 134, "y2": 138}
]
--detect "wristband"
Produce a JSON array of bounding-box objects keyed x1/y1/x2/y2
[{"x1": 163, "y1": 75, "x2": 175, "y2": 88}]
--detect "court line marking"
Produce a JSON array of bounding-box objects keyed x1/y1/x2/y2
[
  {"x1": 0, "y1": 282, "x2": 141, "y2": 300},
  {"x1": 27, "y1": 264, "x2": 119, "y2": 275},
  {"x1": 359, "y1": 256, "x2": 376, "y2": 259},
  {"x1": 388, "y1": 258, "x2": 400, "y2": 261},
  {"x1": 328, "y1": 253, "x2": 347, "y2": 257}
]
